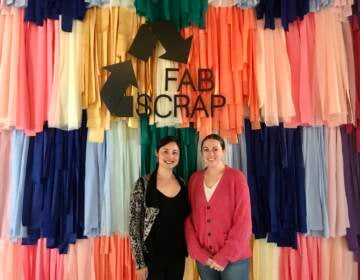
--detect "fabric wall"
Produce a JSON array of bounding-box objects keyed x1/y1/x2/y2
[{"x1": 0, "y1": 0, "x2": 360, "y2": 279}]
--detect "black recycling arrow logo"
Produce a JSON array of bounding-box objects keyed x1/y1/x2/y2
[
  {"x1": 101, "y1": 21, "x2": 192, "y2": 117},
  {"x1": 100, "y1": 61, "x2": 137, "y2": 117},
  {"x1": 128, "y1": 21, "x2": 193, "y2": 64}
]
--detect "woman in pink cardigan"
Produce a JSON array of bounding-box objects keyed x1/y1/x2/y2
[{"x1": 185, "y1": 134, "x2": 252, "y2": 280}]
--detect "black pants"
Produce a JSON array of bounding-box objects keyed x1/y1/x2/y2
[{"x1": 146, "y1": 256, "x2": 185, "y2": 280}]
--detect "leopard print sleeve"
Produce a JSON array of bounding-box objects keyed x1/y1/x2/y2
[{"x1": 129, "y1": 177, "x2": 146, "y2": 270}]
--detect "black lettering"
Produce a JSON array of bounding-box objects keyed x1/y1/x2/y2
[
  {"x1": 154, "y1": 95, "x2": 172, "y2": 118},
  {"x1": 198, "y1": 68, "x2": 214, "y2": 91},
  {"x1": 190, "y1": 95, "x2": 209, "y2": 118},
  {"x1": 177, "y1": 69, "x2": 196, "y2": 92},
  {"x1": 136, "y1": 93, "x2": 152, "y2": 116},
  {"x1": 211, "y1": 94, "x2": 226, "y2": 116},
  {"x1": 165, "y1": 68, "x2": 179, "y2": 91},
  {"x1": 174, "y1": 94, "x2": 190, "y2": 117}
]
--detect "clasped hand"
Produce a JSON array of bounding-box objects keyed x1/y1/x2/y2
[{"x1": 206, "y1": 258, "x2": 224, "y2": 271}]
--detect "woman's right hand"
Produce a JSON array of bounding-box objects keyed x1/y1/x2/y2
[
  {"x1": 207, "y1": 258, "x2": 224, "y2": 271},
  {"x1": 136, "y1": 267, "x2": 148, "y2": 280}
]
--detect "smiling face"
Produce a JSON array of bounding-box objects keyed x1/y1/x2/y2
[
  {"x1": 156, "y1": 141, "x2": 180, "y2": 170},
  {"x1": 201, "y1": 138, "x2": 225, "y2": 168}
]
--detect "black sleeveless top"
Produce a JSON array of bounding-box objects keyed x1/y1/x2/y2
[{"x1": 145, "y1": 186, "x2": 188, "y2": 260}]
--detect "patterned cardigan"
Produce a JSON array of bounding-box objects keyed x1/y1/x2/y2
[
  {"x1": 129, "y1": 172, "x2": 187, "y2": 270},
  {"x1": 129, "y1": 174, "x2": 157, "y2": 270}
]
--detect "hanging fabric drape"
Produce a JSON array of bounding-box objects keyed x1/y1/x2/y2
[{"x1": 1, "y1": 1, "x2": 360, "y2": 279}]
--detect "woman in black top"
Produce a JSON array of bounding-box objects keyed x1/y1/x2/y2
[{"x1": 129, "y1": 136, "x2": 189, "y2": 280}]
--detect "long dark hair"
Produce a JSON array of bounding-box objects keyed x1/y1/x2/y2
[
  {"x1": 153, "y1": 136, "x2": 181, "y2": 173},
  {"x1": 147, "y1": 136, "x2": 182, "y2": 205}
]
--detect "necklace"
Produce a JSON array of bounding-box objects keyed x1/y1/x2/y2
[
  {"x1": 204, "y1": 175, "x2": 221, "y2": 189},
  {"x1": 204, "y1": 165, "x2": 225, "y2": 188}
]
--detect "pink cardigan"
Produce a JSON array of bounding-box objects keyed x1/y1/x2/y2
[{"x1": 185, "y1": 166, "x2": 252, "y2": 267}]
